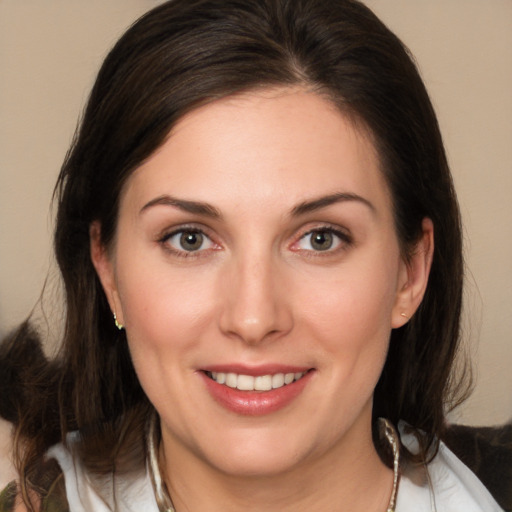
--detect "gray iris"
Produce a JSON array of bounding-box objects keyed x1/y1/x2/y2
[
  {"x1": 180, "y1": 232, "x2": 203, "y2": 251},
  {"x1": 311, "y1": 231, "x2": 333, "y2": 251}
]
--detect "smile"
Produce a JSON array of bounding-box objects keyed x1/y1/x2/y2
[{"x1": 206, "y1": 371, "x2": 306, "y2": 391}]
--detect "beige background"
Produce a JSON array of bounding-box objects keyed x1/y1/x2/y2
[{"x1": 1, "y1": 0, "x2": 511, "y2": 486}]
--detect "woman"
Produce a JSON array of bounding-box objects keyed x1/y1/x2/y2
[{"x1": 0, "y1": 0, "x2": 505, "y2": 510}]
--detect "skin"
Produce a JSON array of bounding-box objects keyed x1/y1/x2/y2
[{"x1": 91, "y1": 87, "x2": 433, "y2": 512}]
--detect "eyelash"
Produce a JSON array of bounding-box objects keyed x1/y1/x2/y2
[
  {"x1": 158, "y1": 225, "x2": 218, "y2": 258},
  {"x1": 292, "y1": 226, "x2": 353, "y2": 255},
  {"x1": 157, "y1": 224, "x2": 353, "y2": 258}
]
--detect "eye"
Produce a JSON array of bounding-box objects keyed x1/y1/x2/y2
[
  {"x1": 162, "y1": 229, "x2": 215, "y2": 254},
  {"x1": 296, "y1": 228, "x2": 349, "y2": 252}
]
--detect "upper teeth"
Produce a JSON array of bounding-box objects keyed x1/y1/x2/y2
[{"x1": 209, "y1": 371, "x2": 305, "y2": 391}]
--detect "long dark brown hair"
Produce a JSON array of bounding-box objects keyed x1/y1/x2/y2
[{"x1": 0, "y1": 0, "x2": 467, "y2": 507}]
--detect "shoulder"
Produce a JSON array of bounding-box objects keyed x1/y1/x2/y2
[
  {"x1": 46, "y1": 439, "x2": 159, "y2": 512},
  {"x1": 427, "y1": 441, "x2": 505, "y2": 511},
  {"x1": 443, "y1": 423, "x2": 512, "y2": 511},
  {"x1": 397, "y1": 429, "x2": 505, "y2": 512},
  {"x1": 0, "y1": 482, "x2": 16, "y2": 512},
  {"x1": 0, "y1": 476, "x2": 69, "y2": 512}
]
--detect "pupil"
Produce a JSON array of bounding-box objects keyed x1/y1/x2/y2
[
  {"x1": 180, "y1": 232, "x2": 203, "y2": 251},
  {"x1": 311, "y1": 231, "x2": 333, "y2": 251}
]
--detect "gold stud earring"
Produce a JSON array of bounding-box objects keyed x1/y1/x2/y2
[
  {"x1": 400, "y1": 312, "x2": 410, "y2": 321},
  {"x1": 113, "y1": 312, "x2": 124, "y2": 330}
]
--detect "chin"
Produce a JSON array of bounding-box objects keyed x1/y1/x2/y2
[
  {"x1": 213, "y1": 449, "x2": 306, "y2": 478},
  {"x1": 195, "y1": 425, "x2": 322, "y2": 478}
]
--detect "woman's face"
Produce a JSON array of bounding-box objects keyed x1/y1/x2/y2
[{"x1": 93, "y1": 88, "x2": 431, "y2": 477}]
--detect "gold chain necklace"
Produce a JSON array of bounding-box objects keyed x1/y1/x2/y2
[{"x1": 148, "y1": 414, "x2": 400, "y2": 512}]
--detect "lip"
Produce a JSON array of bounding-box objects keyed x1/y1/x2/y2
[
  {"x1": 202, "y1": 364, "x2": 311, "y2": 376},
  {"x1": 199, "y1": 365, "x2": 314, "y2": 416}
]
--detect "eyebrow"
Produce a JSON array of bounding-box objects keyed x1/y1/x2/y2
[
  {"x1": 140, "y1": 191, "x2": 374, "y2": 219},
  {"x1": 290, "y1": 192, "x2": 375, "y2": 216},
  {"x1": 140, "y1": 195, "x2": 222, "y2": 218}
]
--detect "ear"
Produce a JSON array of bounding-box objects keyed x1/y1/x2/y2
[
  {"x1": 90, "y1": 221, "x2": 125, "y2": 326},
  {"x1": 391, "y1": 218, "x2": 434, "y2": 328}
]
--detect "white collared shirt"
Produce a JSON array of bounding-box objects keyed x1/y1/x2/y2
[{"x1": 47, "y1": 430, "x2": 504, "y2": 512}]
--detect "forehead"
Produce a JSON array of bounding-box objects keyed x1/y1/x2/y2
[{"x1": 122, "y1": 87, "x2": 390, "y2": 216}]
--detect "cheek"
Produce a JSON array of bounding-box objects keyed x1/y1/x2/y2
[
  {"x1": 295, "y1": 258, "x2": 399, "y2": 354},
  {"x1": 114, "y1": 257, "x2": 220, "y2": 409},
  {"x1": 115, "y1": 253, "x2": 219, "y2": 352}
]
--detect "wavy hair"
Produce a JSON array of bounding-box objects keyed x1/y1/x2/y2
[{"x1": 0, "y1": 0, "x2": 467, "y2": 507}]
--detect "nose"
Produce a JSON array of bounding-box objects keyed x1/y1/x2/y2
[{"x1": 218, "y1": 252, "x2": 293, "y2": 345}]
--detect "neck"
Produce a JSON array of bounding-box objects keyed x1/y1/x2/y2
[{"x1": 158, "y1": 416, "x2": 394, "y2": 512}]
